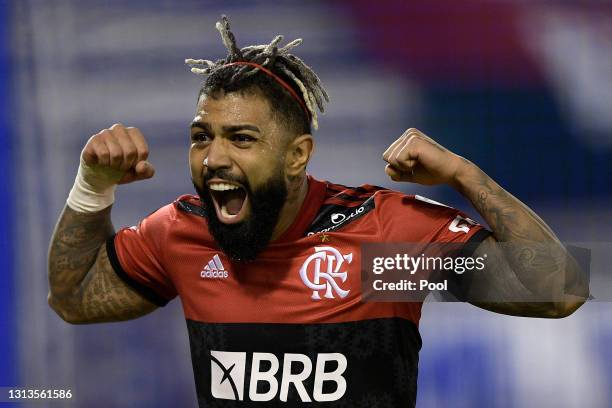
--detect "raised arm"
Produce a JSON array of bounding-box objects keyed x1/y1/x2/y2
[
  {"x1": 383, "y1": 128, "x2": 590, "y2": 318},
  {"x1": 48, "y1": 124, "x2": 157, "y2": 324},
  {"x1": 450, "y1": 165, "x2": 588, "y2": 317}
]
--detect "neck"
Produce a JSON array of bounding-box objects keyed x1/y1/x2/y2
[{"x1": 271, "y1": 174, "x2": 308, "y2": 240}]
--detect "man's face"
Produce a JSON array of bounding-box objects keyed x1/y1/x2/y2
[{"x1": 189, "y1": 90, "x2": 290, "y2": 261}]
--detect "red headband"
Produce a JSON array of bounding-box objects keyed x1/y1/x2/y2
[{"x1": 222, "y1": 61, "x2": 311, "y2": 122}]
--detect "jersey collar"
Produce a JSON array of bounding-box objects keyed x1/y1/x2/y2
[{"x1": 274, "y1": 174, "x2": 326, "y2": 242}]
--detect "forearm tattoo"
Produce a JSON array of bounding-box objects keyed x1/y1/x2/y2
[
  {"x1": 456, "y1": 165, "x2": 589, "y2": 315},
  {"x1": 48, "y1": 205, "x2": 156, "y2": 323}
]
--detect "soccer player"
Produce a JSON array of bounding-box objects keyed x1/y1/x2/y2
[{"x1": 47, "y1": 16, "x2": 589, "y2": 407}]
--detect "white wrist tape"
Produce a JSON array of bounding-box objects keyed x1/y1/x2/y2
[{"x1": 67, "y1": 158, "x2": 123, "y2": 213}]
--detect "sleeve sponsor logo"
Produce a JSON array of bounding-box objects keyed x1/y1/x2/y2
[{"x1": 448, "y1": 215, "x2": 478, "y2": 234}]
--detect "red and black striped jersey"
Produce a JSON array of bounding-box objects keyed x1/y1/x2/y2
[{"x1": 107, "y1": 175, "x2": 490, "y2": 407}]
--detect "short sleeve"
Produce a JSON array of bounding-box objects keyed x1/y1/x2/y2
[
  {"x1": 377, "y1": 191, "x2": 491, "y2": 246},
  {"x1": 431, "y1": 211, "x2": 492, "y2": 249},
  {"x1": 430, "y1": 210, "x2": 493, "y2": 301},
  {"x1": 376, "y1": 192, "x2": 492, "y2": 301},
  {"x1": 106, "y1": 206, "x2": 178, "y2": 307}
]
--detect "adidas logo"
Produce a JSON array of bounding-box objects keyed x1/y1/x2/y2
[{"x1": 201, "y1": 254, "x2": 229, "y2": 279}]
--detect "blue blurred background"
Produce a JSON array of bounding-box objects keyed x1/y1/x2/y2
[{"x1": 1, "y1": 0, "x2": 611, "y2": 407}]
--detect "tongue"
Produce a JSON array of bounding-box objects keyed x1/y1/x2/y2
[{"x1": 224, "y1": 190, "x2": 245, "y2": 215}]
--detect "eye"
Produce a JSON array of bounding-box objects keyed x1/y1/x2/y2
[
  {"x1": 231, "y1": 134, "x2": 256, "y2": 144},
  {"x1": 191, "y1": 132, "x2": 212, "y2": 143}
]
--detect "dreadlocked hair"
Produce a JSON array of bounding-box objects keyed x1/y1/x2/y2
[{"x1": 185, "y1": 15, "x2": 329, "y2": 134}]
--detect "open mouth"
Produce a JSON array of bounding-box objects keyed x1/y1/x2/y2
[{"x1": 208, "y1": 181, "x2": 249, "y2": 224}]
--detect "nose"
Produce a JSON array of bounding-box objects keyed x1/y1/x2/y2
[{"x1": 205, "y1": 137, "x2": 232, "y2": 171}]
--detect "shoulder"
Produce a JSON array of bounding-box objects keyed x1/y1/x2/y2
[
  {"x1": 305, "y1": 180, "x2": 385, "y2": 235},
  {"x1": 379, "y1": 190, "x2": 482, "y2": 233},
  {"x1": 115, "y1": 193, "x2": 217, "y2": 251},
  {"x1": 375, "y1": 190, "x2": 486, "y2": 240},
  {"x1": 308, "y1": 180, "x2": 467, "y2": 235},
  {"x1": 173, "y1": 194, "x2": 207, "y2": 217},
  {"x1": 320, "y1": 180, "x2": 467, "y2": 220},
  {"x1": 322, "y1": 180, "x2": 387, "y2": 206},
  {"x1": 134, "y1": 193, "x2": 208, "y2": 234},
  {"x1": 375, "y1": 189, "x2": 462, "y2": 219}
]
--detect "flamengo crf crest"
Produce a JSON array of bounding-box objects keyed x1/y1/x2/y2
[{"x1": 299, "y1": 246, "x2": 352, "y2": 300}]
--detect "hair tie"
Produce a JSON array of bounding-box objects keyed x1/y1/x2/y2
[{"x1": 222, "y1": 61, "x2": 311, "y2": 122}]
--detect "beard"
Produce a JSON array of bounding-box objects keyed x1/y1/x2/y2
[{"x1": 193, "y1": 167, "x2": 288, "y2": 262}]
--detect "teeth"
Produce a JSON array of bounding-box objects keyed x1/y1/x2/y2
[{"x1": 209, "y1": 183, "x2": 240, "y2": 191}]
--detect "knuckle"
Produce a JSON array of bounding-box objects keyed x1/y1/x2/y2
[
  {"x1": 406, "y1": 134, "x2": 420, "y2": 144},
  {"x1": 85, "y1": 137, "x2": 104, "y2": 155},
  {"x1": 124, "y1": 148, "x2": 137, "y2": 159},
  {"x1": 408, "y1": 130, "x2": 423, "y2": 141},
  {"x1": 127, "y1": 127, "x2": 146, "y2": 142},
  {"x1": 96, "y1": 150, "x2": 109, "y2": 164},
  {"x1": 109, "y1": 151, "x2": 122, "y2": 161},
  {"x1": 96, "y1": 129, "x2": 111, "y2": 142},
  {"x1": 85, "y1": 135, "x2": 99, "y2": 148},
  {"x1": 126, "y1": 126, "x2": 141, "y2": 136},
  {"x1": 133, "y1": 133, "x2": 148, "y2": 147},
  {"x1": 83, "y1": 145, "x2": 96, "y2": 157},
  {"x1": 93, "y1": 143, "x2": 106, "y2": 155}
]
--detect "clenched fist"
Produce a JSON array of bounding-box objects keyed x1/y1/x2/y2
[
  {"x1": 82, "y1": 123, "x2": 155, "y2": 185},
  {"x1": 383, "y1": 128, "x2": 469, "y2": 187},
  {"x1": 67, "y1": 123, "x2": 155, "y2": 213}
]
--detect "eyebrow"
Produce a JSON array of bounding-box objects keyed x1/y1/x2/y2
[
  {"x1": 190, "y1": 121, "x2": 212, "y2": 132},
  {"x1": 190, "y1": 121, "x2": 261, "y2": 134}
]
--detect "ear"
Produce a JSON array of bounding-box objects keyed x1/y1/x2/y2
[{"x1": 285, "y1": 134, "x2": 314, "y2": 177}]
